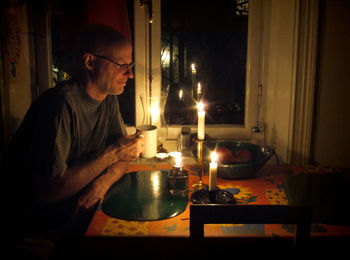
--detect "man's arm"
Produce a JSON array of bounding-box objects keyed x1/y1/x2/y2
[
  {"x1": 39, "y1": 134, "x2": 143, "y2": 205},
  {"x1": 74, "y1": 160, "x2": 129, "y2": 213}
]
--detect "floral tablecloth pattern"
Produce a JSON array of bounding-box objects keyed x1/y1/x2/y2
[{"x1": 86, "y1": 164, "x2": 350, "y2": 238}]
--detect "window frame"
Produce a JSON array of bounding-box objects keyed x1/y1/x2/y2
[{"x1": 132, "y1": 0, "x2": 264, "y2": 141}]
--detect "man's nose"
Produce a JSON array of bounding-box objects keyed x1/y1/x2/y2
[{"x1": 127, "y1": 67, "x2": 134, "y2": 78}]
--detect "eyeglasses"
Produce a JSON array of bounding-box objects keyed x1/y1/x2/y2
[{"x1": 90, "y1": 53, "x2": 135, "y2": 70}]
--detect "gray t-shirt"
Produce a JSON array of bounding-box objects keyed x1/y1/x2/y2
[
  {"x1": 12, "y1": 79, "x2": 126, "y2": 179},
  {"x1": 4, "y1": 79, "x2": 126, "y2": 233}
]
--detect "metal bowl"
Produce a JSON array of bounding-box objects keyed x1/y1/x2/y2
[{"x1": 195, "y1": 140, "x2": 275, "y2": 179}]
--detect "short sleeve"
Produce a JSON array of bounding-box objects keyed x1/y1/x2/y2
[
  {"x1": 34, "y1": 98, "x2": 73, "y2": 179},
  {"x1": 51, "y1": 104, "x2": 72, "y2": 177}
]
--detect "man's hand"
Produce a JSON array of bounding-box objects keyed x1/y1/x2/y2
[
  {"x1": 102, "y1": 132, "x2": 144, "y2": 166},
  {"x1": 114, "y1": 132, "x2": 144, "y2": 162},
  {"x1": 119, "y1": 134, "x2": 144, "y2": 161},
  {"x1": 73, "y1": 178, "x2": 104, "y2": 217}
]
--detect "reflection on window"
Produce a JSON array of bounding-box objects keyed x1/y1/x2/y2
[
  {"x1": 236, "y1": 0, "x2": 249, "y2": 16},
  {"x1": 162, "y1": 0, "x2": 248, "y2": 125}
]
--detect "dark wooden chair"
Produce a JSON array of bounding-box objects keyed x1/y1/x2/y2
[{"x1": 190, "y1": 204, "x2": 312, "y2": 248}]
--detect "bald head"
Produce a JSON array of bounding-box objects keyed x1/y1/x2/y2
[
  {"x1": 71, "y1": 24, "x2": 131, "y2": 78},
  {"x1": 77, "y1": 24, "x2": 131, "y2": 59}
]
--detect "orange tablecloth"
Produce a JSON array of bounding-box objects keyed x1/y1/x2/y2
[{"x1": 85, "y1": 164, "x2": 350, "y2": 238}]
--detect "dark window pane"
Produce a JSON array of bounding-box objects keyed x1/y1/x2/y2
[
  {"x1": 162, "y1": 0, "x2": 248, "y2": 125},
  {"x1": 118, "y1": 0, "x2": 135, "y2": 125}
]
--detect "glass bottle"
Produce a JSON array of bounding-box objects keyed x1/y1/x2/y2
[{"x1": 140, "y1": 92, "x2": 168, "y2": 151}]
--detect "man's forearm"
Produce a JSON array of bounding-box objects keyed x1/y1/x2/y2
[
  {"x1": 71, "y1": 161, "x2": 130, "y2": 212},
  {"x1": 41, "y1": 134, "x2": 141, "y2": 205},
  {"x1": 93, "y1": 161, "x2": 129, "y2": 196},
  {"x1": 41, "y1": 149, "x2": 122, "y2": 205}
]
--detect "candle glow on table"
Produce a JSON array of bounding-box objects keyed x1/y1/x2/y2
[
  {"x1": 197, "y1": 101, "x2": 205, "y2": 140},
  {"x1": 209, "y1": 152, "x2": 218, "y2": 191}
]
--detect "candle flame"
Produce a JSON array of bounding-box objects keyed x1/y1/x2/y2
[
  {"x1": 191, "y1": 63, "x2": 196, "y2": 72},
  {"x1": 197, "y1": 82, "x2": 201, "y2": 92},
  {"x1": 179, "y1": 89, "x2": 183, "y2": 99},
  {"x1": 211, "y1": 151, "x2": 218, "y2": 163},
  {"x1": 197, "y1": 101, "x2": 204, "y2": 112},
  {"x1": 150, "y1": 100, "x2": 160, "y2": 124},
  {"x1": 175, "y1": 154, "x2": 182, "y2": 167}
]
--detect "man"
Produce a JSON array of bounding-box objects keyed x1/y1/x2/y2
[{"x1": 4, "y1": 24, "x2": 144, "y2": 238}]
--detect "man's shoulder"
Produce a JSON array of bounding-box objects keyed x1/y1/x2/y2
[
  {"x1": 39, "y1": 79, "x2": 79, "y2": 103},
  {"x1": 30, "y1": 80, "x2": 80, "y2": 116},
  {"x1": 52, "y1": 79, "x2": 80, "y2": 97}
]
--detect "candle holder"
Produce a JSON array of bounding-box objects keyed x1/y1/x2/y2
[
  {"x1": 190, "y1": 186, "x2": 236, "y2": 204},
  {"x1": 190, "y1": 137, "x2": 236, "y2": 205},
  {"x1": 192, "y1": 137, "x2": 207, "y2": 190},
  {"x1": 168, "y1": 165, "x2": 189, "y2": 198}
]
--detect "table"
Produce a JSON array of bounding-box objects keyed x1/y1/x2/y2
[{"x1": 85, "y1": 164, "x2": 350, "y2": 240}]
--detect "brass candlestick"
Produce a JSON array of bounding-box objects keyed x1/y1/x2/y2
[
  {"x1": 189, "y1": 137, "x2": 237, "y2": 204},
  {"x1": 192, "y1": 138, "x2": 207, "y2": 190}
]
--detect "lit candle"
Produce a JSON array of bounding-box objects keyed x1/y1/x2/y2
[
  {"x1": 178, "y1": 88, "x2": 183, "y2": 101},
  {"x1": 191, "y1": 63, "x2": 196, "y2": 73},
  {"x1": 197, "y1": 102, "x2": 205, "y2": 140},
  {"x1": 150, "y1": 100, "x2": 160, "y2": 125},
  {"x1": 197, "y1": 82, "x2": 202, "y2": 100},
  {"x1": 191, "y1": 63, "x2": 197, "y2": 98},
  {"x1": 209, "y1": 152, "x2": 218, "y2": 191},
  {"x1": 174, "y1": 153, "x2": 183, "y2": 169},
  {"x1": 169, "y1": 151, "x2": 182, "y2": 158}
]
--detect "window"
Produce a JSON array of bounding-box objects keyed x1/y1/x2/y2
[
  {"x1": 40, "y1": 0, "x2": 309, "y2": 163},
  {"x1": 161, "y1": 0, "x2": 248, "y2": 126},
  {"x1": 50, "y1": 0, "x2": 263, "y2": 141},
  {"x1": 134, "y1": 0, "x2": 263, "y2": 140}
]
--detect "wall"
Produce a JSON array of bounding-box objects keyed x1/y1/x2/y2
[
  {"x1": 1, "y1": 1, "x2": 32, "y2": 149},
  {"x1": 312, "y1": 0, "x2": 350, "y2": 168},
  {"x1": 263, "y1": 0, "x2": 299, "y2": 164}
]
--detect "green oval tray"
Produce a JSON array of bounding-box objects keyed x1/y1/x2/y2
[{"x1": 102, "y1": 170, "x2": 188, "y2": 221}]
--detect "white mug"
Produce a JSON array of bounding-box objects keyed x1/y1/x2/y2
[{"x1": 136, "y1": 125, "x2": 157, "y2": 158}]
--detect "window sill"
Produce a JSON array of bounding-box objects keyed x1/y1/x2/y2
[
  {"x1": 126, "y1": 125, "x2": 252, "y2": 141},
  {"x1": 129, "y1": 139, "x2": 196, "y2": 165}
]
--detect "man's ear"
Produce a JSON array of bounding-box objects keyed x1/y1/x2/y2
[{"x1": 83, "y1": 53, "x2": 96, "y2": 71}]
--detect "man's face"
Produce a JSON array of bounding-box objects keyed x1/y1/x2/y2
[{"x1": 93, "y1": 42, "x2": 134, "y2": 96}]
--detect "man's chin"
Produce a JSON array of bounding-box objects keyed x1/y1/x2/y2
[{"x1": 110, "y1": 87, "x2": 125, "y2": 95}]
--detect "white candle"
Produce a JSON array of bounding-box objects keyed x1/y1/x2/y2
[
  {"x1": 191, "y1": 63, "x2": 196, "y2": 73},
  {"x1": 150, "y1": 100, "x2": 160, "y2": 125},
  {"x1": 174, "y1": 153, "x2": 183, "y2": 169},
  {"x1": 178, "y1": 88, "x2": 183, "y2": 101},
  {"x1": 197, "y1": 82, "x2": 202, "y2": 100},
  {"x1": 197, "y1": 102, "x2": 205, "y2": 140},
  {"x1": 209, "y1": 152, "x2": 218, "y2": 191},
  {"x1": 197, "y1": 82, "x2": 201, "y2": 95}
]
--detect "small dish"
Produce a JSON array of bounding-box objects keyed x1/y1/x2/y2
[
  {"x1": 156, "y1": 152, "x2": 170, "y2": 161},
  {"x1": 169, "y1": 151, "x2": 182, "y2": 158}
]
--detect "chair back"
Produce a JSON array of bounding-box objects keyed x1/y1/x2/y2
[{"x1": 190, "y1": 204, "x2": 311, "y2": 248}]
